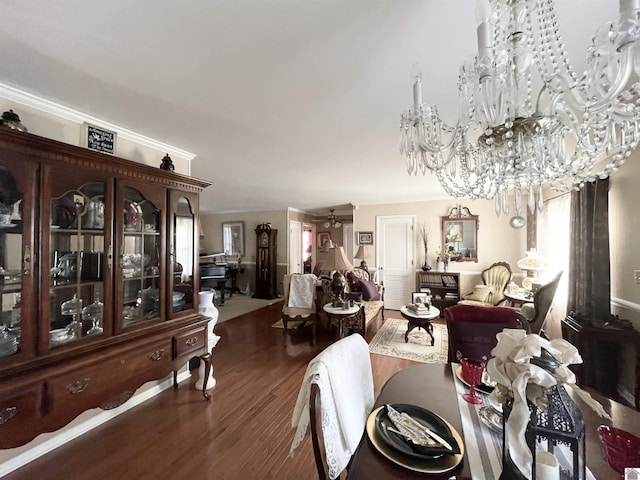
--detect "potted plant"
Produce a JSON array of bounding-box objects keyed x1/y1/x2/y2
[{"x1": 419, "y1": 223, "x2": 431, "y2": 271}]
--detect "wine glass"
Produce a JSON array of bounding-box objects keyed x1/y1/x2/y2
[{"x1": 461, "y1": 358, "x2": 485, "y2": 404}]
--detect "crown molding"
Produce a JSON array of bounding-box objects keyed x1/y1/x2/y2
[{"x1": 0, "y1": 83, "x2": 196, "y2": 161}]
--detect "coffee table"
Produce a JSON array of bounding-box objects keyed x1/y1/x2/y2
[{"x1": 399, "y1": 305, "x2": 440, "y2": 345}]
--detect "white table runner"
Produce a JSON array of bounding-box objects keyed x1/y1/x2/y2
[{"x1": 451, "y1": 363, "x2": 595, "y2": 480}]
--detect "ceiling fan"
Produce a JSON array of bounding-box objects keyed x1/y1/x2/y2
[{"x1": 311, "y1": 209, "x2": 348, "y2": 228}]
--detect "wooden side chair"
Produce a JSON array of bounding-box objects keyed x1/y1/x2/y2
[
  {"x1": 282, "y1": 273, "x2": 319, "y2": 345},
  {"x1": 519, "y1": 271, "x2": 563, "y2": 335},
  {"x1": 291, "y1": 335, "x2": 373, "y2": 480}
]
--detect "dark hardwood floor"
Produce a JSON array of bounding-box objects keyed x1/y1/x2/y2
[{"x1": 6, "y1": 303, "x2": 419, "y2": 480}]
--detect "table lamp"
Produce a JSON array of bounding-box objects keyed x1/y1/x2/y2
[
  {"x1": 517, "y1": 249, "x2": 546, "y2": 291},
  {"x1": 323, "y1": 245, "x2": 353, "y2": 307},
  {"x1": 354, "y1": 245, "x2": 372, "y2": 271}
]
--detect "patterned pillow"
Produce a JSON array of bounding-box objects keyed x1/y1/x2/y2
[
  {"x1": 346, "y1": 272, "x2": 362, "y2": 292},
  {"x1": 360, "y1": 280, "x2": 381, "y2": 301},
  {"x1": 465, "y1": 285, "x2": 491, "y2": 303}
]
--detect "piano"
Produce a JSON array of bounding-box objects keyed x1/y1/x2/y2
[{"x1": 199, "y1": 253, "x2": 241, "y2": 305}]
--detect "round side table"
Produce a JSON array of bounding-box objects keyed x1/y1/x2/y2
[
  {"x1": 322, "y1": 303, "x2": 363, "y2": 339},
  {"x1": 399, "y1": 305, "x2": 440, "y2": 345}
]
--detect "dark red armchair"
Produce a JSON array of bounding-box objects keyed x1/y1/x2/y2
[{"x1": 444, "y1": 304, "x2": 530, "y2": 363}]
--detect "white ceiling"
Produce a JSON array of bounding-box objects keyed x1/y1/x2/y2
[{"x1": 0, "y1": 0, "x2": 619, "y2": 214}]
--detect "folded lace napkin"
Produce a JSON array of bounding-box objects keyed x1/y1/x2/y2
[{"x1": 487, "y1": 329, "x2": 610, "y2": 479}]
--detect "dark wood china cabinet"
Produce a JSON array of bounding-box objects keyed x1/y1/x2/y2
[{"x1": 0, "y1": 129, "x2": 211, "y2": 449}]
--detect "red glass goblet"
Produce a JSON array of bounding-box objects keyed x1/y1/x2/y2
[{"x1": 461, "y1": 358, "x2": 485, "y2": 405}]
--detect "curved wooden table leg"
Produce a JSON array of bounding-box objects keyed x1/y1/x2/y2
[
  {"x1": 426, "y1": 322, "x2": 434, "y2": 346},
  {"x1": 405, "y1": 321, "x2": 416, "y2": 343},
  {"x1": 200, "y1": 352, "x2": 212, "y2": 401}
]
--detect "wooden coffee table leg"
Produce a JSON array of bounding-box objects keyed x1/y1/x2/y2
[
  {"x1": 405, "y1": 321, "x2": 415, "y2": 343},
  {"x1": 426, "y1": 322, "x2": 434, "y2": 346}
]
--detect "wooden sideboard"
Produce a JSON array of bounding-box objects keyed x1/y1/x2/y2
[
  {"x1": 562, "y1": 313, "x2": 640, "y2": 410},
  {"x1": 0, "y1": 129, "x2": 212, "y2": 448}
]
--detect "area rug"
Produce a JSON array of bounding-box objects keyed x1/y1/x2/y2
[
  {"x1": 271, "y1": 319, "x2": 308, "y2": 329},
  {"x1": 368, "y1": 318, "x2": 448, "y2": 364},
  {"x1": 218, "y1": 295, "x2": 283, "y2": 324}
]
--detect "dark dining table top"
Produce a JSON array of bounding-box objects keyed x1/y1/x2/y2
[{"x1": 346, "y1": 363, "x2": 640, "y2": 480}]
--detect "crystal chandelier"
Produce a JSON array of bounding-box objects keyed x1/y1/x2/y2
[
  {"x1": 400, "y1": 0, "x2": 640, "y2": 222},
  {"x1": 323, "y1": 209, "x2": 343, "y2": 229}
]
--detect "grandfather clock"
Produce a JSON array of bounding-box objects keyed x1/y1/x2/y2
[{"x1": 254, "y1": 223, "x2": 278, "y2": 299}]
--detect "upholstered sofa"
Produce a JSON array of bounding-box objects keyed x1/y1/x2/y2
[{"x1": 320, "y1": 267, "x2": 384, "y2": 330}]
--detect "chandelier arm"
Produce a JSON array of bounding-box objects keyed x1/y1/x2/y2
[
  {"x1": 416, "y1": 117, "x2": 462, "y2": 155},
  {"x1": 559, "y1": 47, "x2": 635, "y2": 113}
]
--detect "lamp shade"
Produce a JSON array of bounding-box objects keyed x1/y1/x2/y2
[
  {"x1": 517, "y1": 250, "x2": 546, "y2": 271},
  {"x1": 323, "y1": 246, "x2": 353, "y2": 272},
  {"x1": 354, "y1": 245, "x2": 372, "y2": 260}
]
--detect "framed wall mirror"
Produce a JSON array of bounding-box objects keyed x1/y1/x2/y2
[
  {"x1": 441, "y1": 206, "x2": 478, "y2": 262},
  {"x1": 222, "y1": 221, "x2": 245, "y2": 256}
]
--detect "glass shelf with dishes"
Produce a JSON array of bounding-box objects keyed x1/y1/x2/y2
[
  {"x1": 48, "y1": 183, "x2": 108, "y2": 349},
  {"x1": 120, "y1": 187, "x2": 162, "y2": 329}
]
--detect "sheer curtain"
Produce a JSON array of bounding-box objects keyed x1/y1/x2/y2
[
  {"x1": 175, "y1": 216, "x2": 194, "y2": 281},
  {"x1": 537, "y1": 193, "x2": 571, "y2": 339}
]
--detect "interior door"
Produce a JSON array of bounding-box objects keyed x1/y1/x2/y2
[
  {"x1": 343, "y1": 223, "x2": 354, "y2": 264},
  {"x1": 289, "y1": 220, "x2": 302, "y2": 274},
  {"x1": 377, "y1": 215, "x2": 415, "y2": 310}
]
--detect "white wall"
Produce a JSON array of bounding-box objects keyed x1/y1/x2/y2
[
  {"x1": 354, "y1": 198, "x2": 527, "y2": 295},
  {"x1": 0, "y1": 88, "x2": 193, "y2": 174}
]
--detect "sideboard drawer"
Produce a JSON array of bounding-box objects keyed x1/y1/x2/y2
[
  {"x1": 0, "y1": 384, "x2": 44, "y2": 449},
  {"x1": 173, "y1": 327, "x2": 206, "y2": 360},
  {"x1": 47, "y1": 339, "x2": 173, "y2": 421}
]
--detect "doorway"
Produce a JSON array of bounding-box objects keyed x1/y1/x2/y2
[{"x1": 376, "y1": 215, "x2": 416, "y2": 310}]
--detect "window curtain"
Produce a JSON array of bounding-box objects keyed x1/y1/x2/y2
[
  {"x1": 537, "y1": 193, "x2": 571, "y2": 339},
  {"x1": 567, "y1": 178, "x2": 610, "y2": 319},
  {"x1": 175, "y1": 216, "x2": 194, "y2": 280}
]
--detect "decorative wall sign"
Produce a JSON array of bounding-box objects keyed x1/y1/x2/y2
[{"x1": 82, "y1": 123, "x2": 117, "y2": 155}]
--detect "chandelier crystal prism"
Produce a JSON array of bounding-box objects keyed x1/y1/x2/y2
[{"x1": 400, "y1": 0, "x2": 640, "y2": 219}]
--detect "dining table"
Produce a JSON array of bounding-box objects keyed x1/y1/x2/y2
[{"x1": 346, "y1": 363, "x2": 640, "y2": 479}]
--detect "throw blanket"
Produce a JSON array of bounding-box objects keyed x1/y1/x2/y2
[
  {"x1": 290, "y1": 334, "x2": 374, "y2": 479},
  {"x1": 288, "y1": 274, "x2": 316, "y2": 308}
]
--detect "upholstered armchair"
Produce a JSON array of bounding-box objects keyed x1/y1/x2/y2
[
  {"x1": 445, "y1": 304, "x2": 530, "y2": 362},
  {"x1": 458, "y1": 261, "x2": 512, "y2": 307}
]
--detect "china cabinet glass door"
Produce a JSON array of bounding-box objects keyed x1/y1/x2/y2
[
  {"x1": 117, "y1": 183, "x2": 165, "y2": 331},
  {"x1": 0, "y1": 161, "x2": 35, "y2": 361},
  {"x1": 45, "y1": 167, "x2": 113, "y2": 351},
  {"x1": 169, "y1": 193, "x2": 198, "y2": 318}
]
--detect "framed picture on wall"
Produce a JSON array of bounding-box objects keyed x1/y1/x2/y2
[
  {"x1": 317, "y1": 232, "x2": 331, "y2": 250},
  {"x1": 357, "y1": 231, "x2": 373, "y2": 245}
]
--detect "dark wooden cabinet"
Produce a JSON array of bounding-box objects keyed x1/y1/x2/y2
[
  {"x1": 0, "y1": 129, "x2": 211, "y2": 449},
  {"x1": 253, "y1": 224, "x2": 278, "y2": 299},
  {"x1": 415, "y1": 271, "x2": 460, "y2": 317}
]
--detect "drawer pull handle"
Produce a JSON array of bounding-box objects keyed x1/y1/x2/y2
[
  {"x1": 0, "y1": 407, "x2": 17, "y2": 425},
  {"x1": 149, "y1": 349, "x2": 165, "y2": 361},
  {"x1": 66, "y1": 378, "x2": 91, "y2": 394},
  {"x1": 185, "y1": 337, "x2": 198, "y2": 347}
]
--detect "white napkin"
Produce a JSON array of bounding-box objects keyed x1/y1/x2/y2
[
  {"x1": 486, "y1": 329, "x2": 586, "y2": 479},
  {"x1": 288, "y1": 274, "x2": 316, "y2": 308},
  {"x1": 290, "y1": 334, "x2": 374, "y2": 479}
]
